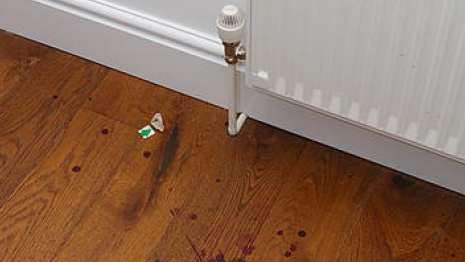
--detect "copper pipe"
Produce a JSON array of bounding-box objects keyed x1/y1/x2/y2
[{"x1": 223, "y1": 42, "x2": 244, "y2": 65}]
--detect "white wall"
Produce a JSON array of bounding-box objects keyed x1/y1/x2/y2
[{"x1": 96, "y1": 0, "x2": 246, "y2": 39}]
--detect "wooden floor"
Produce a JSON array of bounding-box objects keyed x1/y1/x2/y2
[{"x1": 1, "y1": 30, "x2": 465, "y2": 262}]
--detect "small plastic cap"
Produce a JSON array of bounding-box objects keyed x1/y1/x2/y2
[{"x1": 217, "y1": 5, "x2": 245, "y2": 44}]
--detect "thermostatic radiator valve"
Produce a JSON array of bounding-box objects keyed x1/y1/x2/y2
[{"x1": 217, "y1": 5, "x2": 247, "y2": 65}]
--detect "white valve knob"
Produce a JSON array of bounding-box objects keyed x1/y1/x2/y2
[{"x1": 217, "y1": 5, "x2": 245, "y2": 44}]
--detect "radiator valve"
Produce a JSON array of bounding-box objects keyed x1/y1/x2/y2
[{"x1": 217, "y1": 5, "x2": 246, "y2": 65}]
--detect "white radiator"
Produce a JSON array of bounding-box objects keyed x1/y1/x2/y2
[{"x1": 247, "y1": 0, "x2": 465, "y2": 163}]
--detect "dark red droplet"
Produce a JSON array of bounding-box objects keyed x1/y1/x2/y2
[
  {"x1": 290, "y1": 244, "x2": 297, "y2": 251},
  {"x1": 242, "y1": 245, "x2": 255, "y2": 255},
  {"x1": 200, "y1": 249, "x2": 206, "y2": 257},
  {"x1": 216, "y1": 253, "x2": 225, "y2": 261},
  {"x1": 284, "y1": 251, "x2": 292, "y2": 257},
  {"x1": 88, "y1": 97, "x2": 93, "y2": 101},
  {"x1": 298, "y1": 230, "x2": 307, "y2": 237},
  {"x1": 72, "y1": 166, "x2": 81, "y2": 173},
  {"x1": 190, "y1": 214, "x2": 198, "y2": 220},
  {"x1": 277, "y1": 230, "x2": 284, "y2": 236},
  {"x1": 101, "y1": 129, "x2": 109, "y2": 135},
  {"x1": 52, "y1": 95, "x2": 58, "y2": 99},
  {"x1": 451, "y1": 253, "x2": 456, "y2": 258},
  {"x1": 216, "y1": 178, "x2": 221, "y2": 183},
  {"x1": 169, "y1": 208, "x2": 180, "y2": 217},
  {"x1": 143, "y1": 151, "x2": 152, "y2": 158}
]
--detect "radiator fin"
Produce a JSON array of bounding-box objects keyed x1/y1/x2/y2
[{"x1": 249, "y1": 0, "x2": 465, "y2": 162}]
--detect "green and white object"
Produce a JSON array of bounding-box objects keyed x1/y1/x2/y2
[{"x1": 138, "y1": 125, "x2": 155, "y2": 139}]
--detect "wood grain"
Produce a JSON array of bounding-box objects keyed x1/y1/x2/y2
[
  {"x1": 249, "y1": 141, "x2": 389, "y2": 262},
  {"x1": 83, "y1": 70, "x2": 181, "y2": 128},
  {"x1": 0, "y1": 30, "x2": 465, "y2": 262},
  {"x1": 0, "y1": 109, "x2": 137, "y2": 262},
  {"x1": 0, "y1": 31, "x2": 49, "y2": 101},
  {"x1": 54, "y1": 74, "x2": 307, "y2": 262},
  {"x1": 0, "y1": 46, "x2": 108, "y2": 208}
]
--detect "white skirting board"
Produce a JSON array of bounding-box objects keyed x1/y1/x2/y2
[
  {"x1": 0, "y1": 0, "x2": 231, "y2": 109},
  {"x1": 1, "y1": 0, "x2": 464, "y2": 194}
]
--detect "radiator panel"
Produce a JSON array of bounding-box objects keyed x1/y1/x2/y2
[{"x1": 248, "y1": 0, "x2": 465, "y2": 162}]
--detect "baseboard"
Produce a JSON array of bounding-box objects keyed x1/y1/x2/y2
[
  {"x1": 0, "y1": 0, "x2": 232, "y2": 109},
  {"x1": 241, "y1": 87, "x2": 465, "y2": 194},
  {"x1": 1, "y1": 0, "x2": 464, "y2": 194}
]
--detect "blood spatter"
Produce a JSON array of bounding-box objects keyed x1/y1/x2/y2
[
  {"x1": 169, "y1": 208, "x2": 180, "y2": 217},
  {"x1": 284, "y1": 251, "x2": 292, "y2": 257},
  {"x1": 298, "y1": 230, "x2": 307, "y2": 237},
  {"x1": 143, "y1": 151, "x2": 152, "y2": 158},
  {"x1": 72, "y1": 166, "x2": 81, "y2": 173},
  {"x1": 290, "y1": 244, "x2": 297, "y2": 251},
  {"x1": 277, "y1": 230, "x2": 284, "y2": 236},
  {"x1": 190, "y1": 214, "x2": 198, "y2": 220},
  {"x1": 242, "y1": 245, "x2": 255, "y2": 256},
  {"x1": 235, "y1": 233, "x2": 254, "y2": 249},
  {"x1": 101, "y1": 129, "x2": 109, "y2": 135},
  {"x1": 216, "y1": 252, "x2": 225, "y2": 262}
]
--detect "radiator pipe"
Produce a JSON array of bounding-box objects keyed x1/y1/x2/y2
[
  {"x1": 225, "y1": 44, "x2": 248, "y2": 136},
  {"x1": 217, "y1": 5, "x2": 248, "y2": 136},
  {"x1": 228, "y1": 63, "x2": 248, "y2": 136}
]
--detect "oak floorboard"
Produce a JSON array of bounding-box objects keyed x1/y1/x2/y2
[
  {"x1": 328, "y1": 173, "x2": 465, "y2": 262},
  {"x1": 358, "y1": 172, "x2": 465, "y2": 262},
  {"x1": 0, "y1": 109, "x2": 138, "y2": 262},
  {"x1": 0, "y1": 31, "x2": 49, "y2": 101},
  {"x1": 145, "y1": 117, "x2": 307, "y2": 262},
  {"x1": 0, "y1": 49, "x2": 108, "y2": 208},
  {"x1": 83, "y1": 70, "x2": 182, "y2": 128},
  {"x1": 249, "y1": 141, "x2": 391, "y2": 262},
  {"x1": 435, "y1": 202, "x2": 465, "y2": 262},
  {"x1": 52, "y1": 78, "x2": 308, "y2": 262}
]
